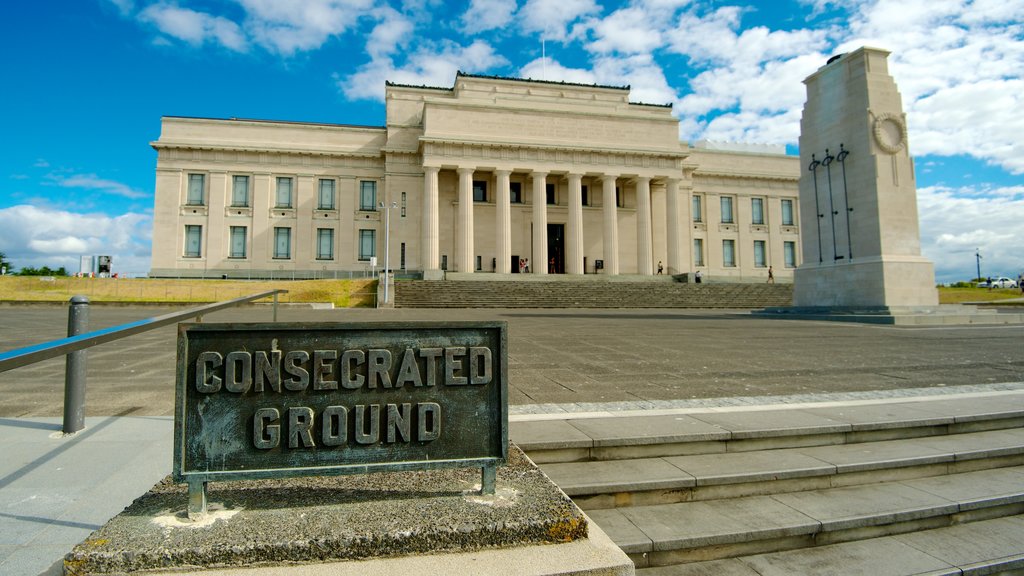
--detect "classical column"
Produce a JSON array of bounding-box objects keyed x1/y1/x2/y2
[
  {"x1": 566, "y1": 173, "x2": 584, "y2": 275},
  {"x1": 636, "y1": 176, "x2": 653, "y2": 275},
  {"x1": 601, "y1": 174, "x2": 619, "y2": 275},
  {"x1": 666, "y1": 177, "x2": 682, "y2": 275},
  {"x1": 495, "y1": 169, "x2": 512, "y2": 274},
  {"x1": 531, "y1": 171, "x2": 548, "y2": 275},
  {"x1": 421, "y1": 166, "x2": 440, "y2": 272},
  {"x1": 457, "y1": 167, "x2": 474, "y2": 273}
]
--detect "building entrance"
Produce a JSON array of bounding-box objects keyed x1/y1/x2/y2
[{"x1": 547, "y1": 224, "x2": 565, "y2": 274}]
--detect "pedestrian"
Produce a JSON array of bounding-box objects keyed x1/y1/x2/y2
[
  {"x1": 695, "y1": 269, "x2": 702, "y2": 284},
  {"x1": 767, "y1": 266, "x2": 775, "y2": 284},
  {"x1": 657, "y1": 261, "x2": 664, "y2": 275},
  {"x1": 519, "y1": 258, "x2": 525, "y2": 273},
  {"x1": 524, "y1": 258, "x2": 530, "y2": 273}
]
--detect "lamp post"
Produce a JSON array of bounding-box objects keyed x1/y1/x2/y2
[
  {"x1": 976, "y1": 248, "x2": 982, "y2": 283},
  {"x1": 379, "y1": 200, "x2": 398, "y2": 304}
]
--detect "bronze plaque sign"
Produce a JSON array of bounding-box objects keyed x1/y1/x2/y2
[{"x1": 173, "y1": 321, "x2": 507, "y2": 513}]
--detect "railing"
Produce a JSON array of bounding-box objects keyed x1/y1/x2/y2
[{"x1": 0, "y1": 290, "x2": 287, "y2": 435}]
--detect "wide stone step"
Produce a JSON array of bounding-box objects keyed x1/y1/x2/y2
[
  {"x1": 591, "y1": 465, "x2": 1024, "y2": 569},
  {"x1": 540, "y1": 428, "x2": 1024, "y2": 509},
  {"x1": 635, "y1": 513, "x2": 1024, "y2": 575}
]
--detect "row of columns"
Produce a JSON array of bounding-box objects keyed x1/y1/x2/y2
[{"x1": 421, "y1": 168, "x2": 682, "y2": 276}]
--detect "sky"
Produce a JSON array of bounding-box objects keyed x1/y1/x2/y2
[{"x1": 1, "y1": 0, "x2": 1021, "y2": 282}]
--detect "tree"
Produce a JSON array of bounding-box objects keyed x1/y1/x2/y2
[{"x1": 0, "y1": 252, "x2": 10, "y2": 275}]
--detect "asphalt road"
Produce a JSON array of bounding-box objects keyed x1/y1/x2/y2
[{"x1": 1, "y1": 305, "x2": 1022, "y2": 417}]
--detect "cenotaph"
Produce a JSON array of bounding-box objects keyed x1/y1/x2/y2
[{"x1": 793, "y1": 46, "x2": 938, "y2": 309}]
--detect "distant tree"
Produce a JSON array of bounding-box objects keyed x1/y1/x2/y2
[
  {"x1": 0, "y1": 251, "x2": 10, "y2": 274},
  {"x1": 17, "y1": 265, "x2": 69, "y2": 277}
]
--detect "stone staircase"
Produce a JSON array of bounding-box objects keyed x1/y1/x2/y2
[
  {"x1": 394, "y1": 280, "x2": 793, "y2": 308},
  {"x1": 510, "y1": 392, "x2": 1024, "y2": 574}
]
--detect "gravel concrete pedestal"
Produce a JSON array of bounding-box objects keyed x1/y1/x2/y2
[{"x1": 64, "y1": 445, "x2": 632, "y2": 575}]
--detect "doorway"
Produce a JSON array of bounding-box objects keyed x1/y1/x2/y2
[{"x1": 547, "y1": 224, "x2": 565, "y2": 274}]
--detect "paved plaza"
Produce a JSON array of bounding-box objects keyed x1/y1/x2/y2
[{"x1": 1, "y1": 304, "x2": 1023, "y2": 418}]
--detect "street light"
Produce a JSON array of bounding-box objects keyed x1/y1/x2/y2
[{"x1": 379, "y1": 200, "x2": 398, "y2": 304}]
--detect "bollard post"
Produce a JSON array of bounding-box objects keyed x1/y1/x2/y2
[
  {"x1": 273, "y1": 292, "x2": 279, "y2": 322},
  {"x1": 63, "y1": 295, "x2": 89, "y2": 434}
]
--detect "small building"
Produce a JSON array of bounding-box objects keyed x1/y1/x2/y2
[{"x1": 150, "y1": 73, "x2": 800, "y2": 281}]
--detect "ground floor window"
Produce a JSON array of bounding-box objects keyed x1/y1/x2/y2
[
  {"x1": 317, "y1": 228, "x2": 334, "y2": 260},
  {"x1": 784, "y1": 241, "x2": 797, "y2": 268},
  {"x1": 546, "y1": 183, "x2": 556, "y2": 205},
  {"x1": 581, "y1": 185, "x2": 589, "y2": 206},
  {"x1": 184, "y1": 225, "x2": 202, "y2": 257},
  {"x1": 229, "y1": 226, "x2": 246, "y2": 258},
  {"x1": 510, "y1": 182, "x2": 522, "y2": 203},
  {"x1": 473, "y1": 180, "x2": 487, "y2": 202},
  {"x1": 476, "y1": 255, "x2": 482, "y2": 271},
  {"x1": 400, "y1": 242, "x2": 406, "y2": 269},
  {"x1": 723, "y1": 239, "x2": 736, "y2": 267},
  {"x1": 693, "y1": 238, "x2": 704, "y2": 267},
  {"x1": 753, "y1": 240, "x2": 766, "y2": 267},
  {"x1": 273, "y1": 227, "x2": 291, "y2": 259},
  {"x1": 359, "y1": 229, "x2": 376, "y2": 261}
]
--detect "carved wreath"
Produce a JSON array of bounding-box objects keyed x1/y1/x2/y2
[{"x1": 872, "y1": 112, "x2": 907, "y2": 154}]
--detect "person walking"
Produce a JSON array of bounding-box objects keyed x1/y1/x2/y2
[
  {"x1": 767, "y1": 266, "x2": 775, "y2": 284},
  {"x1": 657, "y1": 261, "x2": 664, "y2": 275},
  {"x1": 695, "y1": 269, "x2": 702, "y2": 284}
]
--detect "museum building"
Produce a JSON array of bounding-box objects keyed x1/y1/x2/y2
[{"x1": 149, "y1": 73, "x2": 801, "y2": 280}]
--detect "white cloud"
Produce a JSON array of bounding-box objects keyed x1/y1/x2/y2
[
  {"x1": 520, "y1": 57, "x2": 597, "y2": 84},
  {"x1": 105, "y1": 0, "x2": 134, "y2": 16},
  {"x1": 51, "y1": 173, "x2": 150, "y2": 200},
  {"x1": 238, "y1": 0, "x2": 374, "y2": 56},
  {"x1": 139, "y1": 3, "x2": 248, "y2": 52},
  {"x1": 461, "y1": 0, "x2": 518, "y2": 34},
  {"x1": 342, "y1": 39, "x2": 508, "y2": 100},
  {"x1": 918, "y1": 185, "x2": 1024, "y2": 282},
  {"x1": 366, "y1": 6, "x2": 415, "y2": 59},
  {"x1": 0, "y1": 205, "x2": 152, "y2": 276},
  {"x1": 519, "y1": 0, "x2": 601, "y2": 41},
  {"x1": 587, "y1": 6, "x2": 664, "y2": 54}
]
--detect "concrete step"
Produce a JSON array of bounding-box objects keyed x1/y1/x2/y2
[
  {"x1": 592, "y1": 465, "x2": 1024, "y2": 569},
  {"x1": 540, "y1": 428, "x2": 1024, "y2": 509},
  {"x1": 635, "y1": 513, "x2": 1024, "y2": 575},
  {"x1": 511, "y1": 394, "x2": 1024, "y2": 464}
]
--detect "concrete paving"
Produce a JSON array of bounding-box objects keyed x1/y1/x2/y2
[{"x1": 0, "y1": 304, "x2": 1022, "y2": 574}]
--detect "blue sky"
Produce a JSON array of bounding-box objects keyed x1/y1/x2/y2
[{"x1": 1, "y1": 0, "x2": 1021, "y2": 282}]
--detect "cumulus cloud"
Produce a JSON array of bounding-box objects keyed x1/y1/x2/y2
[
  {"x1": 342, "y1": 39, "x2": 508, "y2": 100},
  {"x1": 238, "y1": 0, "x2": 374, "y2": 56},
  {"x1": 139, "y1": 4, "x2": 248, "y2": 52},
  {"x1": 0, "y1": 205, "x2": 152, "y2": 276},
  {"x1": 918, "y1": 185, "x2": 1024, "y2": 282},
  {"x1": 519, "y1": 0, "x2": 601, "y2": 42},
  {"x1": 461, "y1": 0, "x2": 518, "y2": 34}
]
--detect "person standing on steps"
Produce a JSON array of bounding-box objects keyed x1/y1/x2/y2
[
  {"x1": 767, "y1": 266, "x2": 775, "y2": 284},
  {"x1": 695, "y1": 269, "x2": 702, "y2": 284},
  {"x1": 657, "y1": 261, "x2": 664, "y2": 275}
]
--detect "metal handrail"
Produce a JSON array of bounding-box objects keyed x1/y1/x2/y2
[{"x1": 0, "y1": 289, "x2": 287, "y2": 434}]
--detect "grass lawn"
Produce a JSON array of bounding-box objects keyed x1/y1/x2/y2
[
  {"x1": 0, "y1": 277, "x2": 377, "y2": 307},
  {"x1": 939, "y1": 286, "x2": 1024, "y2": 305}
]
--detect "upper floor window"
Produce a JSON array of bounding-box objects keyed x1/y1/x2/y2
[
  {"x1": 546, "y1": 183, "x2": 556, "y2": 205},
  {"x1": 318, "y1": 179, "x2": 336, "y2": 210},
  {"x1": 721, "y1": 196, "x2": 735, "y2": 224},
  {"x1": 401, "y1": 191, "x2": 407, "y2": 217},
  {"x1": 360, "y1": 181, "x2": 377, "y2": 211},
  {"x1": 510, "y1": 182, "x2": 522, "y2": 203},
  {"x1": 616, "y1": 187, "x2": 623, "y2": 208},
  {"x1": 231, "y1": 175, "x2": 249, "y2": 207},
  {"x1": 184, "y1": 225, "x2": 202, "y2": 257},
  {"x1": 781, "y1": 199, "x2": 795, "y2": 226},
  {"x1": 692, "y1": 194, "x2": 702, "y2": 222},
  {"x1": 186, "y1": 174, "x2": 205, "y2": 205},
  {"x1": 275, "y1": 177, "x2": 293, "y2": 208},
  {"x1": 472, "y1": 180, "x2": 487, "y2": 203},
  {"x1": 581, "y1": 185, "x2": 589, "y2": 206},
  {"x1": 752, "y1": 198, "x2": 765, "y2": 225}
]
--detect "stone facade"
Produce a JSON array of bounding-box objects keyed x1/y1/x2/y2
[{"x1": 150, "y1": 73, "x2": 800, "y2": 281}]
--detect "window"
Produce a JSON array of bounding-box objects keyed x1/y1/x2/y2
[
  {"x1": 723, "y1": 239, "x2": 736, "y2": 267},
  {"x1": 318, "y1": 179, "x2": 335, "y2": 210},
  {"x1": 358, "y1": 229, "x2": 376, "y2": 261},
  {"x1": 273, "y1": 227, "x2": 291, "y2": 259},
  {"x1": 472, "y1": 180, "x2": 487, "y2": 203},
  {"x1": 721, "y1": 196, "x2": 734, "y2": 224},
  {"x1": 754, "y1": 240, "x2": 767, "y2": 267},
  {"x1": 476, "y1": 255, "x2": 482, "y2": 271},
  {"x1": 400, "y1": 242, "x2": 406, "y2": 269},
  {"x1": 441, "y1": 254, "x2": 448, "y2": 271},
  {"x1": 692, "y1": 239, "x2": 703, "y2": 267},
  {"x1": 581, "y1": 185, "x2": 589, "y2": 206},
  {"x1": 275, "y1": 177, "x2": 293, "y2": 208},
  {"x1": 784, "y1": 241, "x2": 797, "y2": 268},
  {"x1": 317, "y1": 228, "x2": 334, "y2": 260},
  {"x1": 616, "y1": 187, "x2": 623, "y2": 208},
  {"x1": 510, "y1": 182, "x2": 522, "y2": 203},
  {"x1": 360, "y1": 181, "x2": 377, "y2": 211},
  {"x1": 401, "y1": 191, "x2": 407, "y2": 217},
  {"x1": 229, "y1": 226, "x2": 246, "y2": 258},
  {"x1": 231, "y1": 175, "x2": 249, "y2": 207},
  {"x1": 781, "y1": 199, "x2": 795, "y2": 226},
  {"x1": 187, "y1": 174, "x2": 205, "y2": 205},
  {"x1": 692, "y1": 195, "x2": 702, "y2": 222},
  {"x1": 752, "y1": 198, "x2": 765, "y2": 225},
  {"x1": 184, "y1": 225, "x2": 202, "y2": 257},
  {"x1": 546, "y1": 183, "x2": 556, "y2": 205}
]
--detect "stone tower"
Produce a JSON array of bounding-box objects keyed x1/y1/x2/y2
[{"x1": 793, "y1": 47, "x2": 937, "y2": 308}]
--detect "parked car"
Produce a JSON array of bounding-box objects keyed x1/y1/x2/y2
[{"x1": 977, "y1": 277, "x2": 1019, "y2": 289}]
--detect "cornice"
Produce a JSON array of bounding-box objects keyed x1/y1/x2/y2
[
  {"x1": 692, "y1": 169, "x2": 799, "y2": 183},
  {"x1": 151, "y1": 141, "x2": 382, "y2": 159},
  {"x1": 419, "y1": 136, "x2": 688, "y2": 160}
]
